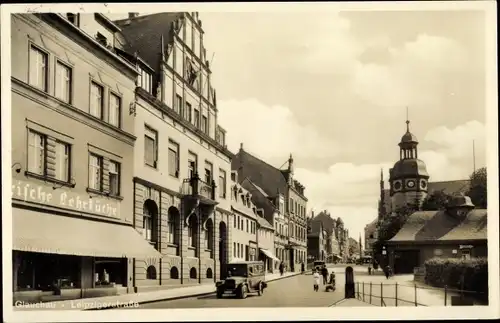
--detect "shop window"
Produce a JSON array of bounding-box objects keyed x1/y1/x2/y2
[
  {"x1": 205, "y1": 218, "x2": 214, "y2": 258},
  {"x1": 167, "y1": 206, "x2": 180, "y2": 256},
  {"x1": 188, "y1": 215, "x2": 198, "y2": 256},
  {"x1": 190, "y1": 267, "x2": 197, "y2": 279},
  {"x1": 146, "y1": 266, "x2": 157, "y2": 280},
  {"x1": 206, "y1": 268, "x2": 213, "y2": 279},
  {"x1": 170, "y1": 267, "x2": 179, "y2": 279},
  {"x1": 143, "y1": 199, "x2": 159, "y2": 250}
]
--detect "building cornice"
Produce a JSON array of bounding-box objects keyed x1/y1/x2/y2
[{"x1": 94, "y1": 13, "x2": 122, "y2": 33}]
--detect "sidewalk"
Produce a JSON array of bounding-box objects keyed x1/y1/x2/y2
[
  {"x1": 330, "y1": 298, "x2": 376, "y2": 307},
  {"x1": 14, "y1": 271, "x2": 301, "y2": 311}
]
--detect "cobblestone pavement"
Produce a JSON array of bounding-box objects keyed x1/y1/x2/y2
[{"x1": 134, "y1": 273, "x2": 345, "y2": 308}]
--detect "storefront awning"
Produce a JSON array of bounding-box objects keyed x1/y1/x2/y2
[
  {"x1": 13, "y1": 208, "x2": 162, "y2": 258},
  {"x1": 259, "y1": 248, "x2": 280, "y2": 262}
]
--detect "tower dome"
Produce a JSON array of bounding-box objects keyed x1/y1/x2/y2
[{"x1": 389, "y1": 115, "x2": 429, "y2": 211}]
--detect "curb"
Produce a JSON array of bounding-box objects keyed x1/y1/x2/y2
[
  {"x1": 328, "y1": 298, "x2": 347, "y2": 307},
  {"x1": 95, "y1": 272, "x2": 303, "y2": 310}
]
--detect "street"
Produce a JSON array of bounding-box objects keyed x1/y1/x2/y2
[{"x1": 133, "y1": 265, "x2": 352, "y2": 309}]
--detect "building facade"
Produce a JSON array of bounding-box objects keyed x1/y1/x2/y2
[
  {"x1": 232, "y1": 145, "x2": 308, "y2": 272},
  {"x1": 306, "y1": 218, "x2": 327, "y2": 261},
  {"x1": 311, "y1": 211, "x2": 348, "y2": 262},
  {"x1": 230, "y1": 179, "x2": 259, "y2": 263},
  {"x1": 256, "y1": 211, "x2": 277, "y2": 273},
  {"x1": 115, "y1": 12, "x2": 233, "y2": 290},
  {"x1": 11, "y1": 13, "x2": 161, "y2": 303}
]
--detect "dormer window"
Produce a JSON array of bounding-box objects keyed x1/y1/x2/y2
[
  {"x1": 137, "y1": 66, "x2": 152, "y2": 94},
  {"x1": 96, "y1": 32, "x2": 108, "y2": 47},
  {"x1": 66, "y1": 13, "x2": 78, "y2": 25}
]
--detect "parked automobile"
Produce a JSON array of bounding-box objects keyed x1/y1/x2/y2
[
  {"x1": 215, "y1": 261, "x2": 267, "y2": 299},
  {"x1": 312, "y1": 260, "x2": 326, "y2": 273}
]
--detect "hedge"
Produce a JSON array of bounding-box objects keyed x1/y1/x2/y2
[{"x1": 424, "y1": 257, "x2": 488, "y2": 296}]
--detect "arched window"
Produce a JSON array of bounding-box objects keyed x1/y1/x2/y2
[
  {"x1": 143, "y1": 200, "x2": 158, "y2": 249},
  {"x1": 206, "y1": 268, "x2": 213, "y2": 279},
  {"x1": 204, "y1": 219, "x2": 214, "y2": 259},
  {"x1": 146, "y1": 265, "x2": 157, "y2": 280},
  {"x1": 369, "y1": 234, "x2": 374, "y2": 239},
  {"x1": 188, "y1": 215, "x2": 198, "y2": 256},
  {"x1": 170, "y1": 266, "x2": 179, "y2": 279},
  {"x1": 168, "y1": 207, "x2": 180, "y2": 256},
  {"x1": 190, "y1": 267, "x2": 197, "y2": 279}
]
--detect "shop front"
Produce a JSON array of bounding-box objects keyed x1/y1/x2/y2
[
  {"x1": 12, "y1": 207, "x2": 162, "y2": 304},
  {"x1": 259, "y1": 248, "x2": 280, "y2": 273}
]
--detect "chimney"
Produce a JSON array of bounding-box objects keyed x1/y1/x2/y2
[
  {"x1": 128, "y1": 13, "x2": 139, "y2": 19},
  {"x1": 240, "y1": 142, "x2": 244, "y2": 151}
]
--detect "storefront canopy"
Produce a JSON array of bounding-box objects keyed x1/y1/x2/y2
[
  {"x1": 259, "y1": 248, "x2": 280, "y2": 262},
  {"x1": 13, "y1": 208, "x2": 162, "y2": 258}
]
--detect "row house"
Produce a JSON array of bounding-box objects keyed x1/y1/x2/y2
[
  {"x1": 11, "y1": 13, "x2": 162, "y2": 303},
  {"x1": 232, "y1": 144, "x2": 308, "y2": 272},
  {"x1": 232, "y1": 173, "x2": 280, "y2": 273},
  {"x1": 114, "y1": 12, "x2": 233, "y2": 290}
]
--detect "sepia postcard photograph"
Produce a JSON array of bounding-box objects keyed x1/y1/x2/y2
[{"x1": 1, "y1": 1, "x2": 498, "y2": 322}]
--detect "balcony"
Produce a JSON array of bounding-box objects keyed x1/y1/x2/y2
[{"x1": 181, "y1": 173, "x2": 217, "y2": 204}]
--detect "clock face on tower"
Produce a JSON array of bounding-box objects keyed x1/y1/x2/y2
[
  {"x1": 393, "y1": 181, "x2": 402, "y2": 191},
  {"x1": 407, "y1": 180, "x2": 416, "y2": 188},
  {"x1": 420, "y1": 179, "x2": 427, "y2": 190}
]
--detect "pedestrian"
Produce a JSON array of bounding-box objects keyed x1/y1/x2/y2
[
  {"x1": 321, "y1": 265, "x2": 328, "y2": 285},
  {"x1": 279, "y1": 262, "x2": 284, "y2": 276},
  {"x1": 384, "y1": 265, "x2": 390, "y2": 279},
  {"x1": 312, "y1": 270, "x2": 320, "y2": 292},
  {"x1": 328, "y1": 270, "x2": 336, "y2": 285},
  {"x1": 368, "y1": 264, "x2": 372, "y2": 276},
  {"x1": 301, "y1": 262, "x2": 305, "y2": 274}
]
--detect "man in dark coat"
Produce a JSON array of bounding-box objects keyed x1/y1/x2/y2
[
  {"x1": 279, "y1": 262, "x2": 284, "y2": 276},
  {"x1": 321, "y1": 265, "x2": 329, "y2": 285}
]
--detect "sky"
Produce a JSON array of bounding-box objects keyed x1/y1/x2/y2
[{"x1": 111, "y1": 9, "x2": 487, "y2": 241}]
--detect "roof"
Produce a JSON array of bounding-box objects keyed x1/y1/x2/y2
[
  {"x1": 391, "y1": 158, "x2": 429, "y2": 178},
  {"x1": 400, "y1": 131, "x2": 418, "y2": 144},
  {"x1": 114, "y1": 13, "x2": 183, "y2": 82},
  {"x1": 364, "y1": 217, "x2": 378, "y2": 234},
  {"x1": 231, "y1": 205, "x2": 257, "y2": 220},
  {"x1": 312, "y1": 212, "x2": 336, "y2": 233},
  {"x1": 232, "y1": 149, "x2": 288, "y2": 198},
  {"x1": 307, "y1": 220, "x2": 323, "y2": 237},
  {"x1": 389, "y1": 209, "x2": 487, "y2": 243}
]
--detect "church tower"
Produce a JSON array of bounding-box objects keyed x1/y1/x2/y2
[
  {"x1": 378, "y1": 168, "x2": 386, "y2": 220},
  {"x1": 389, "y1": 115, "x2": 430, "y2": 212}
]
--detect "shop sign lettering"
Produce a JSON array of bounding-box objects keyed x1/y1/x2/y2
[{"x1": 11, "y1": 179, "x2": 120, "y2": 218}]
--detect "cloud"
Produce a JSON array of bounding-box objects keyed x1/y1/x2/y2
[
  {"x1": 218, "y1": 98, "x2": 339, "y2": 159},
  {"x1": 290, "y1": 121, "x2": 485, "y2": 240}
]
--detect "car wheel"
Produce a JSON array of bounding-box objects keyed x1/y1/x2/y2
[
  {"x1": 257, "y1": 283, "x2": 264, "y2": 296},
  {"x1": 216, "y1": 289, "x2": 223, "y2": 299},
  {"x1": 239, "y1": 285, "x2": 248, "y2": 299}
]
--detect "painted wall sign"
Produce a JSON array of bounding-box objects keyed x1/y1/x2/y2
[
  {"x1": 12, "y1": 179, "x2": 120, "y2": 218},
  {"x1": 459, "y1": 245, "x2": 474, "y2": 249}
]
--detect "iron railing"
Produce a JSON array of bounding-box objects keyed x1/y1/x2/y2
[
  {"x1": 354, "y1": 281, "x2": 486, "y2": 307},
  {"x1": 181, "y1": 173, "x2": 216, "y2": 200}
]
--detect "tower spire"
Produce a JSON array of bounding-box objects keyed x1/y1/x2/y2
[{"x1": 406, "y1": 106, "x2": 410, "y2": 132}]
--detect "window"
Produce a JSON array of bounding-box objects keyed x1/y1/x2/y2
[
  {"x1": 138, "y1": 67, "x2": 152, "y2": 93},
  {"x1": 144, "y1": 126, "x2": 158, "y2": 168},
  {"x1": 146, "y1": 266, "x2": 157, "y2": 280},
  {"x1": 55, "y1": 61, "x2": 72, "y2": 103},
  {"x1": 188, "y1": 152, "x2": 197, "y2": 178},
  {"x1": 218, "y1": 169, "x2": 226, "y2": 198},
  {"x1": 175, "y1": 94, "x2": 182, "y2": 115},
  {"x1": 168, "y1": 140, "x2": 179, "y2": 177},
  {"x1": 188, "y1": 216, "x2": 198, "y2": 248},
  {"x1": 109, "y1": 93, "x2": 121, "y2": 128},
  {"x1": 185, "y1": 102, "x2": 192, "y2": 122},
  {"x1": 201, "y1": 115, "x2": 208, "y2": 134},
  {"x1": 143, "y1": 201, "x2": 158, "y2": 244},
  {"x1": 237, "y1": 216, "x2": 240, "y2": 230},
  {"x1": 194, "y1": 109, "x2": 200, "y2": 127},
  {"x1": 28, "y1": 130, "x2": 46, "y2": 175},
  {"x1": 88, "y1": 154, "x2": 103, "y2": 191},
  {"x1": 108, "y1": 161, "x2": 120, "y2": 196},
  {"x1": 55, "y1": 141, "x2": 70, "y2": 182},
  {"x1": 29, "y1": 45, "x2": 48, "y2": 91},
  {"x1": 246, "y1": 219, "x2": 249, "y2": 233},
  {"x1": 217, "y1": 129, "x2": 225, "y2": 146},
  {"x1": 96, "y1": 32, "x2": 108, "y2": 46},
  {"x1": 66, "y1": 13, "x2": 78, "y2": 25},
  {"x1": 233, "y1": 242, "x2": 236, "y2": 257},
  {"x1": 204, "y1": 161, "x2": 213, "y2": 184},
  {"x1": 290, "y1": 198, "x2": 294, "y2": 214},
  {"x1": 90, "y1": 82, "x2": 104, "y2": 119}
]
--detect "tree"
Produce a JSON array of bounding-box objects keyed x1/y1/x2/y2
[
  {"x1": 421, "y1": 190, "x2": 452, "y2": 211},
  {"x1": 467, "y1": 167, "x2": 487, "y2": 209},
  {"x1": 372, "y1": 203, "x2": 419, "y2": 263}
]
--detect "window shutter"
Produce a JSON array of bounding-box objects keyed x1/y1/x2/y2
[
  {"x1": 45, "y1": 137, "x2": 57, "y2": 178},
  {"x1": 102, "y1": 157, "x2": 110, "y2": 193}
]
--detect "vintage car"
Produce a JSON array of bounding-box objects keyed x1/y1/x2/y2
[
  {"x1": 312, "y1": 260, "x2": 326, "y2": 273},
  {"x1": 215, "y1": 261, "x2": 267, "y2": 299}
]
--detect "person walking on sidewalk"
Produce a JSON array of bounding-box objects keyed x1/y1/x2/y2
[
  {"x1": 301, "y1": 262, "x2": 305, "y2": 274},
  {"x1": 279, "y1": 262, "x2": 284, "y2": 276},
  {"x1": 321, "y1": 265, "x2": 329, "y2": 285},
  {"x1": 368, "y1": 264, "x2": 372, "y2": 275},
  {"x1": 384, "y1": 265, "x2": 391, "y2": 279},
  {"x1": 312, "y1": 270, "x2": 320, "y2": 292}
]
